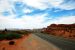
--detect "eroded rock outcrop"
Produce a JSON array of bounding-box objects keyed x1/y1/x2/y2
[{"x1": 42, "y1": 24, "x2": 75, "y2": 39}]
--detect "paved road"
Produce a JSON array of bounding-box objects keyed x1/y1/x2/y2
[{"x1": 34, "y1": 33, "x2": 75, "y2": 50}]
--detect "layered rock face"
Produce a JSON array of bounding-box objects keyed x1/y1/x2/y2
[{"x1": 42, "y1": 24, "x2": 75, "y2": 39}]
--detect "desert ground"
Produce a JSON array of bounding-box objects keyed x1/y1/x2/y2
[{"x1": 0, "y1": 34, "x2": 60, "y2": 50}]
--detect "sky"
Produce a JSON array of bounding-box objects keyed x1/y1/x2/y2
[{"x1": 0, "y1": 0, "x2": 75, "y2": 29}]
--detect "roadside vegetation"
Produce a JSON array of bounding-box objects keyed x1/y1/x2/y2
[
  {"x1": 0, "y1": 29, "x2": 31, "y2": 40},
  {"x1": 0, "y1": 33, "x2": 22, "y2": 40}
]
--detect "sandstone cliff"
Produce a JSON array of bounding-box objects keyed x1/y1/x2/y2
[{"x1": 42, "y1": 24, "x2": 75, "y2": 39}]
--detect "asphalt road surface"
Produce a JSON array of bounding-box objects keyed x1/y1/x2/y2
[{"x1": 34, "y1": 33, "x2": 75, "y2": 50}]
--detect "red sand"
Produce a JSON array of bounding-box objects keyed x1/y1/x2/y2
[
  {"x1": 0, "y1": 34, "x2": 60, "y2": 50},
  {"x1": 0, "y1": 34, "x2": 29, "y2": 50}
]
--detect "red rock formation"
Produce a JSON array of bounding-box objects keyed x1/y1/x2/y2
[{"x1": 42, "y1": 24, "x2": 75, "y2": 39}]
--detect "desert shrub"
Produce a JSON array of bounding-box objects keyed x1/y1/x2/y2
[
  {"x1": 5, "y1": 33, "x2": 22, "y2": 40},
  {"x1": 16, "y1": 31, "x2": 31, "y2": 35},
  {"x1": 0, "y1": 34, "x2": 5, "y2": 40},
  {"x1": 0, "y1": 33, "x2": 22, "y2": 40},
  {"x1": 0, "y1": 30, "x2": 31, "y2": 40},
  {"x1": 9, "y1": 41, "x2": 15, "y2": 45}
]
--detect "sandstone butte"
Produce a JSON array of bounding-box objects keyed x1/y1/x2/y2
[{"x1": 42, "y1": 24, "x2": 75, "y2": 40}]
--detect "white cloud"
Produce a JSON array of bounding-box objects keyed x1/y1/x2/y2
[
  {"x1": 18, "y1": 13, "x2": 48, "y2": 29},
  {"x1": 3, "y1": 0, "x2": 62, "y2": 10},
  {"x1": 47, "y1": 0, "x2": 75, "y2": 10},
  {"x1": 21, "y1": 0, "x2": 75, "y2": 10},
  {"x1": 0, "y1": 16, "x2": 27, "y2": 29},
  {"x1": 2, "y1": 0, "x2": 75, "y2": 11},
  {"x1": 52, "y1": 16, "x2": 75, "y2": 24},
  {"x1": 0, "y1": 0, "x2": 48, "y2": 29},
  {"x1": 0, "y1": 13, "x2": 48, "y2": 29},
  {"x1": 47, "y1": 0, "x2": 63, "y2": 7},
  {"x1": 8, "y1": 0, "x2": 49, "y2": 10},
  {"x1": 42, "y1": 16, "x2": 75, "y2": 27},
  {"x1": 22, "y1": 0, "x2": 49, "y2": 10},
  {"x1": 0, "y1": 0, "x2": 12, "y2": 13},
  {"x1": 24, "y1": 8, "x2": 33, "y2": 14},
  {"x1": 59, "y1": 1, "x2": 75, "y2": 10},
  {"x1": 0, "y1": 15, "x2": 75, "y2": 29},
  {"x1": 0, "y1": 0, "x2": 75, "y2": 29}
]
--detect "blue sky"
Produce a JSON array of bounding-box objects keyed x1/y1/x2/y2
[{"x1": 0, "y1": 0, "x2": 75, "y2": 29}]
